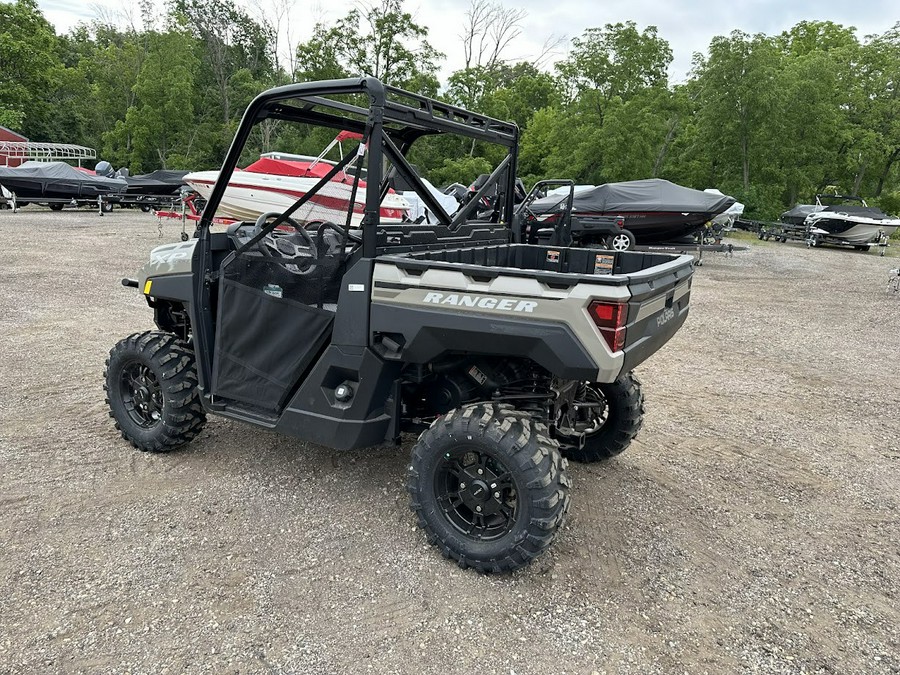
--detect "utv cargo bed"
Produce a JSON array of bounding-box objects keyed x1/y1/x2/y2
[{"x1": 371, "y1": 244, "x2": 693, "y2": 382}]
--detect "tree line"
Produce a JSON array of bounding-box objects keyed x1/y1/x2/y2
[{"x1": 1, "y1": 0, "x2": 898, "y2": 218}]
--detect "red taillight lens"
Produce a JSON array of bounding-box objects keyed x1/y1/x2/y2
[
  {"x1": 589, "y1": 301, "x2": 625, "y2": 326},
  {"x1": 589, "y1": 301, "x2": 627, "y2": 352}
]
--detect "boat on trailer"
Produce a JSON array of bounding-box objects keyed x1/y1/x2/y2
[
  {"x1": 0, "y1": 161, "x2": 126, "y2": 210},
  {"x1": 530, "y1": 178, "x2": 736, "y2": 244},
  {"x1": 803, "y1": 195, "x2": 899, "y2": 246}
]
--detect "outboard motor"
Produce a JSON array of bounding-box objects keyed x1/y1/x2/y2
[{"x1": 95, "y1": 160, "x2": 114, "y2": 177}]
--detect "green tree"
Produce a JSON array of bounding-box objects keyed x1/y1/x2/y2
[
  {"x1": 0, "y1": 0, "x2": 59, "y2": 133},
  {"x1": 841, "y1": 25, "x2": 900, "y2": 196},
  {"x1": 105, "y1": 28, "x2": 199, "y2": 171},
  {"x1": 173, "y1": 0, "x2": 276, "y2": 124},
  {"x1": 690, "y1": 31, "x2": 783, "y2": 195},
  {"x1": 556, "y1": 21, "x2": 672, "y2": 103},
  {"x1": 294, "y1": 0, "x2": 442, "y2": 94},
  {"x1": 524, "y1": 22, "x2": 675, "y2": 185}
]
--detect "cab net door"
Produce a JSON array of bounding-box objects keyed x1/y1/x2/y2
[{"x1": 211, "y1": 176, "x2": 362, "y2": 412}]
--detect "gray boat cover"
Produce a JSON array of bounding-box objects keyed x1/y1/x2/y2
[
  {"x1": 3, "y1": 161, "x2": 127, "y2": 191},
  {"x1": 534, "y1": 178, "x2": 735, "y2": 214},
  {"x1": 124, "y1": 169, "x2": 190, "y2": 193},
  {"x1": 131, "y1": 169, "x2": 190, "y2": 184}
]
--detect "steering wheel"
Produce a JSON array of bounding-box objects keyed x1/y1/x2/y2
[
  {"x1": 252, "y1": 211, "x2": 319, "y2": 276},
  {"x1": 309, "y1": 220, "x2": 363, "y2": 246}
]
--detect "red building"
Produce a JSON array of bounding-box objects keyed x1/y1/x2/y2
[{"x1": 0, "y1": 126, "x2": 29, "y2": 167}]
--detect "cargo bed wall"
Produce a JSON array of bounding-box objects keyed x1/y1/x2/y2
[{"x1": 389, "y1": 244, "x2": 685, "y2": 282}]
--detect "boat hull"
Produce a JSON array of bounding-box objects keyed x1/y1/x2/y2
[{"x1": 0, "y1": 176, "x2": 120, "y2": 200}]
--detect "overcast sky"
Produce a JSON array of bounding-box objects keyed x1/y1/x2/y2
[{"x1": 38, "y1": 0, "x2": 899, "y2": 84}]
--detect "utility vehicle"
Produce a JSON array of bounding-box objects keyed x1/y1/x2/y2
[
  {"x1": 105, "y1": 78, "x2": 694, "y2": 573},
  {"x1": 514, "y1": 179, "x2": 635, "y2": 251}
]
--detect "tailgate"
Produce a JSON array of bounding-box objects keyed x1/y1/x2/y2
[{"x1": 619, "y1": 255, "x2": 693, "y2": 372}]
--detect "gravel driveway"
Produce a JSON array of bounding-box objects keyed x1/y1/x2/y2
[{"x1": 1, "y1": 208, "x2": 898, "y2": 674}]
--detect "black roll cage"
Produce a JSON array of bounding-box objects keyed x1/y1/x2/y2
[
  {"x1": 191, "y1": 77, "x2": 520, "y2": 395},
  {"x1": 196, "y1": 77, "x2": 519, "y2": 250}
]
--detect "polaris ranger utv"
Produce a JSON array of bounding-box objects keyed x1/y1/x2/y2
[{"x1": 105, "y1": 78, "x2": 693, "y2": 573}]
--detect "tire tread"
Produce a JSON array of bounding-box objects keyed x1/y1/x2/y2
[{"x1": 104, "y1": 330, "x2": 206, "y2": 453}]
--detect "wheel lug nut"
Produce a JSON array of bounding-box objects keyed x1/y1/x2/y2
[
  {"x1": 494, "y1": 492, "x2": 500, "y2": 498},
  {"x1": 459, "y1": 482, "x2": 466, "y2": 489},
  {"x1": 475, "y1": 506, "x2": 482, "y2": 512},
  {"x1": 477, "y1": 469, "x2": 483, "y2": 475}
]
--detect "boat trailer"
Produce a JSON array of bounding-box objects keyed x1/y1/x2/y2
[{"x1": 737, "y1": 217, "x2": 891, "y2": 255}]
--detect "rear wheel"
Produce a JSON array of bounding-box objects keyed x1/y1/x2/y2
[
  {"x1": 408, "y1": 403, "x2": 570, "y2": 573},
  {"x1": 104, "y1": 331, "x2": 206, "y2": 452},
  {"x1": 555, "y1": 373, "x2": 644, "y2": 463},
  {"x1": 49, "y1": 203, "x2": 65, "y2": 211}
]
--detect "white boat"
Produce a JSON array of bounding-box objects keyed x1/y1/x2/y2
[
  {"x1": 185, "y1": 132, "x2": 409, "y2": 225},
  {"x1": 803, "y1": 195, "x2": 900, "y2": 245},
  {"x1": 705, "y1": 188, "x2": 744, "y2": 227},
  {"x1": 806, "y1": 200, "x2": 900, "y2": 246},
  {"x1": 185, "y1": 159, "x2": 409, "y2": 225}
]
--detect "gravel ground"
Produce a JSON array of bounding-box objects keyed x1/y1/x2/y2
[{"x1": 1, "y1": 207, "x2": 898, "y2": 674}]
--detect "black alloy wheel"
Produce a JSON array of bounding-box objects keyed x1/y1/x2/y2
[
  {"x1": 119, "y1": 361, "x2": 163, "y2": 428},
  {"x1": 434, "y1": 447, "x2": 519, "y2": 542}
]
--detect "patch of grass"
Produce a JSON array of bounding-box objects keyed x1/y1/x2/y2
[{"x1": 726, "y1": 229, "x2": 776, "y2": 246}]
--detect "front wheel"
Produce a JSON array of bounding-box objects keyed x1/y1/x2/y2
[
  {"x1": 104, "y1": 331, "x2": 206, "y2": 452},
  {"x1": 555, "y1": 373, "x2": 644, "y2": 463},
  {"x1": 408, "y1": 403, "x2": 570, "y2": 573}
]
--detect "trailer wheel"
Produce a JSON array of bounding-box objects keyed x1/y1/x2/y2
[
  {"x1": 555, "y1": 373, "x2": 644, "y2": 463},
  {"x1": 757, "y1": 231, "x2": 765, "y2": 240},
  {"x1": 104, "y1": 331, "x2": 207, "y2": 452},
  {"x1": 140, "y1": 204, "x2": 152, "y2": 213},
  {"x1": 408, "y1": 403, "x2": 570, "y2": 573},
  {"x1": 607, "y1": 229, "x2": 636, "y2": 251},
  {"x1": 49, "y1": 203, "x2": 64, "y2": 211},
  {"x1": 101, "y1": 201, "x2": 114, "y2": 213}
]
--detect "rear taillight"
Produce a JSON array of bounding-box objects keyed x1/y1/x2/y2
[
  {"x1": 616, "y1": 217, "x2": 625, "y2": 229},
  {"x1": 589, "y1": 300, "x2": 627, "y2": 352}
]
